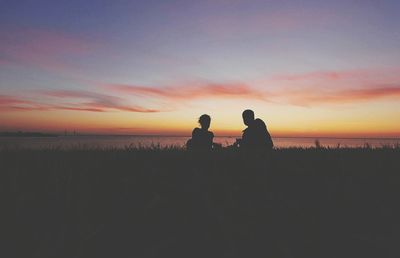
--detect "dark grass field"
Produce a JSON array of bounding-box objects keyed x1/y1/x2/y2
[{"x1": 2, "y1": 147, "x2": 400, "y2": 258}]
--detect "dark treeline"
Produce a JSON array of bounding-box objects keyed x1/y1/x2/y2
[{"x1": 3, "y1": 147, "x2": 400, "y2": 258}]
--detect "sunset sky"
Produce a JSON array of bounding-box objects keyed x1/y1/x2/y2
[{"x1": 1, "y1": 0, "x2": 400, "y2": 137}]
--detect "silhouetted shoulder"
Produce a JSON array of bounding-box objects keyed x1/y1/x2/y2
[
  {"x1": 192, "y1": 127, "x2": 201, "y2": 136},
  {"x1": 254, "y1": 118, "x2": 267, "y2": 129},
  {"x1": 189, "y1": 127, "x2": 214, "y2": 150}
]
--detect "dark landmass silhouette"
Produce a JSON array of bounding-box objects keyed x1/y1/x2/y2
[
  {"x1": 3, "y1": 146, "x2": 400, "y2": 258},
  {"x1": 0, "y1": 131, "x2": 58, "y2": 137}
]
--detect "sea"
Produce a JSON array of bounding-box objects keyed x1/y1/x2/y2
[{"x1": 0, "y1": 135, "x2": 399, "y2": 150}]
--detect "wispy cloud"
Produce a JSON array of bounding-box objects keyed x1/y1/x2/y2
[
  {"x1": 105, "y1": 72, "x2": 400, "y2": 107},
  {"x1": 0, "y1": 59, "x2": 14, "y2": 66},
  {"x1": 270, "y1": 67, "x2": 400, "y2": 84},
  {"x1": 264, "y1": 68, "x2": 400, "y2": 106},
  {"x1": 39, "y1": 90, "x2": 160, "y2": 113},
  {"x1": 283, "y1": 85, "x2": 400, "y2": 106},
  {"x1": 341, "y1": 86, "x2": 400, "y2": 100},
  {"x1": 0, "y1": 95, "x2": 29, "y2": 105},
  {"x1": 105, "y1": 81, "x2": 269, "y2": 101},
  {"x1": 271, "y1": 70, "x2": 367, "y2": 82},
  {"x1": 0, "y1": 90, "x2": 160, "y2": 113},
  {"x1": 0, "y1": 26, "x2": 96, "y2": 73},
  {"x1": 2, "y1": 67, "x2": 400, "y2": 114},
  {"x1": 1, "y1": 82, "x2": 269, "y2": 113},
  {"x1": 0, "y1": 95, "x2": 52, "y2": 111}
]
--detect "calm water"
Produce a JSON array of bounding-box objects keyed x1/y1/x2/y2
[{"x1": 0, "y1": 135, "x2": 399, "y2": 149}]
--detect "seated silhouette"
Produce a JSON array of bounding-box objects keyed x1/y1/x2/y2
[
  {"x1": 234, "y1": 109, "x2": 273, "y2": 151},
  {"x1": 187, "y1": 114, "x2": 214, "y2": 150}
]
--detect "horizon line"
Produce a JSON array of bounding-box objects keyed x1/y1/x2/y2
[{"x1": 1, "y1": 131, "x2": 400, "y2": 140}]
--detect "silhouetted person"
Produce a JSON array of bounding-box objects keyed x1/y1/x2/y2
[
  {"x1": 235, "y1": 109, "x2": 273, "y2": 151},
  {"x1": 187, "y1": 114, "x2": 214, "y2": 150}
]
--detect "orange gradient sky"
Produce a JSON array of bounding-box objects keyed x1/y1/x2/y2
[{"x1": 1, "y1": 1, "x2": 400, "y2": 137}]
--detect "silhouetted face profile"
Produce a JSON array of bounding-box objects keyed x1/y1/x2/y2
[
  {"x1": 199, "y1": 114, "x2": 211, "y2": 130},
  {"x1": 242, "y1": 109, "x2": 255, "y2": 126}
]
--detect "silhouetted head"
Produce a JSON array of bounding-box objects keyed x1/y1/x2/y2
[
  {"x1": 198, "y1": 114, "x2": 211, "y2": 130},
  {"x1": 242, "y1": 109, "x2": 255, "y2": 126}
]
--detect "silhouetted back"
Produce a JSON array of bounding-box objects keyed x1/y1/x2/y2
[
  {"x1": 189, "y1": 127, "x2": 214, "y2": 150},
  {"x1": 241, "y1": 118, "x2": 273, "y2": 150}
]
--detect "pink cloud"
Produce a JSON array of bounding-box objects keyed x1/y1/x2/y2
[
  {"x1": 105, "y1": 82, "x2": 268, "y2": 101},
  {"x1": 2, "y1": 66, "x2": 400, "y2": 114},
  {"x1": 0, "y1": 59, "x2": 14, "y2": 66},
  {"x1": 1, "y1": 82, "x2": 270, "y2": 113},
  {"x1": 105, "y1": 73, "x2": 400, "y2": 107},
  {"x1": 39, "y1": 90, "x2": 160, "y2": 113},
  {"x1": 0, "y1": 90, "x2": 160, "y2": 113},
  {"x1": 0, "y1": 27, "x2": 96, "y2": 73},
  {"x1": 0, "y1": 95, "x2": 30, "y2": 105},
  {"x1": 274, "y1": 85, "x2": 400, "y2": 106},
  {"x1": 316, "y1": 86, "x2": 400, "y2": 103},
  {"x1": 0, "y1": 95, "x2": 53, "y2": 111},
  {"x1": 53, "y1": 106, "x2": 105, "y2": 112},
  {"x1": 271, "y1": 70, "x2": 366, "y2": 81},
  {"x1": 342, "y1": 86, "x2": 400, "y2": 100},
  {"x1": 261, "y1": 68, "x2": 400, "y2": 105},
  {"x1": 269, "y1": 68, "x2": 400, "y2": 86}
]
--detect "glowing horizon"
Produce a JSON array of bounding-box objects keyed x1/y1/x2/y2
[{"x1": 1, "y1": 1, "x2": 400, "y2": 138}]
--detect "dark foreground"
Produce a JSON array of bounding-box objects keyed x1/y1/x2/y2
[{"x1": 2, "y1": 147, "x2": 400, "y2": 258}]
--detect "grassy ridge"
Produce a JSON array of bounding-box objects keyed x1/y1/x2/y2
[{"x1": 3, "y1": 147, "x2": 400, "y2": 258}]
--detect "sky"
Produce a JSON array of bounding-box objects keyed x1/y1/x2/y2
[{"x1": 1, "y1": 0, "x2": 400, "y2": 137}]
